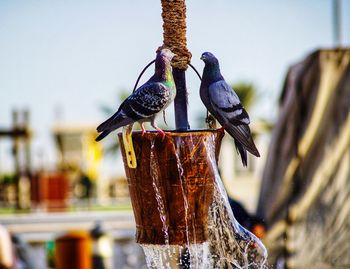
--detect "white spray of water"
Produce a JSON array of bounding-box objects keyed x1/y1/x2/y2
[
  {"x1": 205, "y1": 135, "x2": 268, "y2": 269},
  {"x1": 142, "y1": 243, "x2": 212, "y2": 269}
]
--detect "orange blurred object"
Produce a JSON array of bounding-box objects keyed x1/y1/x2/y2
[
  {"x1": 252, "y1": 224, "x2": 266, "y2": 239},
  {"x1": 31, "y1": 172, "x2": 69, "y2": 211},
  {"x1": 55, "y1": 231, "x2": 92, "y2": 269}
]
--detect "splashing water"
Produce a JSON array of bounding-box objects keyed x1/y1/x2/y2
[
  {"x1": 205, "y1": 135, "x2": 268, "y2": 268},
  {"x1": 173, "y1": 137, "x2": 208, "y2": 268},
  {"x1": 150, "y1": 142, "x2": 170, "y2": 245},
  {"x1": 141, "y1": 133, "x2": 268, "y2": 269},
  {"x1": 142, "y1": 243, "x2": 211, "y2": 269}
]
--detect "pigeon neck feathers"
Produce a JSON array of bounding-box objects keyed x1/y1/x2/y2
[
  {"x1": 203, "y1": 61, "x2": 224, "y2": 85},
  {"x1": 153, "y1": 54, "x2": 174, "y2": 83}
]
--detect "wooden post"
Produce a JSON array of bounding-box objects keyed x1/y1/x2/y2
[
  {"x1": 12, "y1": 110, "x2": 21, "y2": 209},
  {"x1": 332, "y1": 0, "x2": 342, "y2": 47},
  {"x1": 23, "y1": 110, "x2": 31, "y2": 178}
]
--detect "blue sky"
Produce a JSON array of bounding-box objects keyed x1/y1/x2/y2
[{"x1": 0, "y1": 0, "x2": 349, "y2": 171}]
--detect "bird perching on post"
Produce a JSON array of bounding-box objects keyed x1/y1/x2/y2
[
  {"x1": 95, "y1": 49, "x2": 176, "y2": 142},
  {"x1": 200, "y1": 52, "x2": 260, "y2": 166},
  {"x1": 95, "y1": 49, "x2": 177, "y2": 167},
  {"x1": 161, "y1": 0, "x2": 192, "y2": 130}
]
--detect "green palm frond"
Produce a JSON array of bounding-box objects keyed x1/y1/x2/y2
[{"x1": 231, "y1": 82, "x2": 256, "y2": 109}]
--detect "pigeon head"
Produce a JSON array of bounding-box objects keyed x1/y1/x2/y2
[
  {"x1": 157, "y1": 48, "x2": 176, "y2": 63},
  {"x1": 200, "y1": 52, "x2": 219, "y2": 65},
  {"x1": 200, "y1": 51, "x2": 222, "y2": 83},
  {"x1": 154, "y1": 48, "x2": 176, "y2": 81}
]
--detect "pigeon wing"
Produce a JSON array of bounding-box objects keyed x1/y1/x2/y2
[
  {"x1": 208, "y1": 80, "x2": 260, "y2": 157},
  {"x1": 208, "y1": 80, "x2": 250, "y2": 125},
  {"x1": 125, "y1": 82, "x2": 171, "y2": 119},
  {"x1": 97, "y1": 82, "x2": 170, "y2": 132}
]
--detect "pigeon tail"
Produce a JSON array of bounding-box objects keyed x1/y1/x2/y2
[
  {"x1": 97, "y1": 114, "x2": 133, "y2": 132},
  {"x1": 224, "y1": 124, "x2": 260, "y2": 157},
  {"x1": 95, "y1": 130, "x2": 111, "y2": 142},
  {"x1": 97, "y1": 112, "x2": 124, "y2": 132},
  {"x1": 96, "y1": 116, "x2": 134, "y2": 141},
  {"x1": 234, "y1": 139, "x2": 247, "y2": 167}
]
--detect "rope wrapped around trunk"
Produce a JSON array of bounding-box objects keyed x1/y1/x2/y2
[{"x1": 161, "y1": 0, "x2": 192, "y2": 70}]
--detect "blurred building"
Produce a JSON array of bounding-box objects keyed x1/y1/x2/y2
[
  {"x1": 51, "y1": 124, "x2": 129, "y2": 206},
  {"x1": 53, "y1": 124, "x2": 101, "y2": 176},
  {"x1": 52, "y1": 124, "x2": 104, "y2": 203}
]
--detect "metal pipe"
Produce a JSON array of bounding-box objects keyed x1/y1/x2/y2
[{"x1": 333, "y1": 0, "x2": 342, "y2": 47}]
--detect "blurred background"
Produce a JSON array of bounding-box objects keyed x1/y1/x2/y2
[{"x1": 0, "y1": 0, "x2": 349, "y2": 268}]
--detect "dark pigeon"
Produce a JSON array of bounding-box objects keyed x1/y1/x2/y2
[
  {"x1": 96, "y1": 48, "x2": 176, "y2": 141},
  {"x1": 200, "y1": 51, "x2": 260, "y2": 166}
]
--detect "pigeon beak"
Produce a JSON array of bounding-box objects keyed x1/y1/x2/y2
[{"x1": 200, "y1": 55, "x2": 205, "y2": 61}]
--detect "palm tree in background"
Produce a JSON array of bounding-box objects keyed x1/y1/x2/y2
[
  {"x1": 232, "y1": 82, "x2": 256, "y2": 110},
  {"x1": 233, "y1": 82, "x2": 273, "y2": 132}
]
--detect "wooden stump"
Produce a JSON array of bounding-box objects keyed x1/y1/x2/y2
[{"x1": 119, "y1": 130, "x2": 224, "y2": 245}]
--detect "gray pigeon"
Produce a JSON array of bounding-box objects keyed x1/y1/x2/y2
[
  {"x1": 200, "y1": 52, "x2": 260, "y2": 166},
  {"x1": 96, "y1": 48, "x2": 176, "y2": 141}
]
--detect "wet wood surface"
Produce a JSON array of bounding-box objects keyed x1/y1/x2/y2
[{"x1": 119, "y1": 130, "x2": 224, "y2": 245}]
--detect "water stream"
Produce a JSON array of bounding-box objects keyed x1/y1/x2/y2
[
  {"x1": 150, "y1": 142, "x2": 170, "y2": 246},
  {"x1": 141, "y1": 134, "x2": 267, "y2": 269}
]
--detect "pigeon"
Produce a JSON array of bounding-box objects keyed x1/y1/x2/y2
[
  {"x1": 199, "y1": 52, "x2": 260, "y2": 166},
  {"x1": 95, "y1": 48, "x2": 176, "y2": 141}
]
